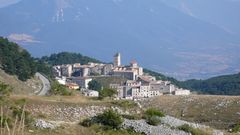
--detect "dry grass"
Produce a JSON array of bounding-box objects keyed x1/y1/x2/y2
[
  {"x1": 23, "y1": 124, "x2": 95, "y2": 135},
  {"x1": 11, "y1": 95, "x2": 109, "y2": 105},
  {"x1": 142, "y1": 95, "x2": 240, "y2": 130},
  {"x1": 0, "y1": 69, "x2": 42, "y2": 95}
]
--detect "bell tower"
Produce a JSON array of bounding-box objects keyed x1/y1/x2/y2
[{"x1": 114, "y1": 53, "x2": 121, "y2": 67}]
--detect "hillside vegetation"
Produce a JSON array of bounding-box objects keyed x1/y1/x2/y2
[
  {"x1": 40, "y1": 52, "x2": 102, "y2": 65},
  {"x1": 0, "y1": 37, "x2": 52, "y2": 80},
  {"x1": 181, "y1": 73, "x2": 240, "y2": 95},
  {"x1": 145, "y1": 69, "x2": 240, "y2": 95},
  {"x1": 0, "y1": 37, "x2": 37, "y2": 81}
]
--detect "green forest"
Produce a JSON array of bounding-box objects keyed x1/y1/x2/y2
[
  {"x1": 144, "y1": 69, "x2": 240, "y2": 95},
  {"x1": 0, "y1": 37, "x2": 37, "y2": 81},
  {"x1": 0, "y1": 37, "x2": 102, "y2": 81},
  {"x1": 40, "y1": 52, "x2": 101, "y2": 65},
  {"x1": 180, "y1": 73, "x2": 240, "y2": 95}
]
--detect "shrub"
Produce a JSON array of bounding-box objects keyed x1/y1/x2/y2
[
  {"x1": 0, "y1": 82, "x2": 12, "y2": 97},
  {"x1": 146, "y1": 116, "x2": 161, "y2": 126},
  {"x1": 232, "y1": 123, "x2": 240, "y2": 133},
  {"x1": 178, "y1": 124, "x2": 209, "y2": 135},
  {"x1": 145, "y1": 108, "x2": 165, "y2": 118},
  {"x1": 96, "y1": 109, "x2": 123, "y2": 129},
  {"x1": 81, "y1": 118, "x2": 93, "y2": 127},
  {"x1": 144, "y1": 108, "x2": 165, "y2": 126}
]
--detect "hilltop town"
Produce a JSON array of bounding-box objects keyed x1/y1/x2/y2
[{"x1": 53, "y1": 53, "x2": 190, "y2": 99}]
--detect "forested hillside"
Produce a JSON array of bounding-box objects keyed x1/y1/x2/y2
[
  {"x1": 0, "y1": 37, "x2": 36, "y2": 81},
  {"x1": 144, "y1": 68, "x2": 240, "y2": 95},
  {"x1": 40, "y1": 52, "x2": 102, "y2": 66},
  {"x1": 0, "y1": 37, "x2": 101, "y2": 80},
  {"x1": 181, "y1": 73, "x2": 240, "y2": 95},
  {"x1": 0, "y1": 37, "x2": 52, "y2": 80}
]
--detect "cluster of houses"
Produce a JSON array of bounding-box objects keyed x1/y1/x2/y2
[{"x1": 52, "y1": 53, "x2": 190, "y2": 99}]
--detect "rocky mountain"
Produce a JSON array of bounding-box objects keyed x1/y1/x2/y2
[
  {"x1": 161, "y1": 0, "x2": 240, "y2": 36},
  {"x1": 0, "y1": 0, "x2": 240, "y2": 80}
]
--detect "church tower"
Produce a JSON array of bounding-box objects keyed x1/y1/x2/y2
[{"x1": 114, "y1": 53, "x2": 121, "y2": 67}]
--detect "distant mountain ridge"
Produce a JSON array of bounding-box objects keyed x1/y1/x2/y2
[{"x1": 0, "y1": 0, "x2": 240, "y2": 80}]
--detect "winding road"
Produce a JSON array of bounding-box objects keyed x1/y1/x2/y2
[{"x1": 36, "y1": 72, "x2": 51, "y2": 96}]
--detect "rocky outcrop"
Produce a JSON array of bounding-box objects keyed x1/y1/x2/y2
[
  {"x1": 122, "y1": 116, "x2": 224, "y2": 135},
  {"x1": 35, "y1": 119, "x2": 56, "y2": 129},
  {"x1": 122, "y1": 119, "x2": 189, "y2": 135}
]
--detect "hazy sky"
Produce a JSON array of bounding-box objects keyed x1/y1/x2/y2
[{"x1": 0, "y1": 0, "x2": 21, "y2": 8}]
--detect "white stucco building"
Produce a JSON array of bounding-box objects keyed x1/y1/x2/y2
[{"x1": 84, "y1": 90, "x2": 99, "y2": 97}]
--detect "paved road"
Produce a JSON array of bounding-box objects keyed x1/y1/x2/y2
[{"x1": 36, "y1": 72, "x2": 51, "y2": 96}]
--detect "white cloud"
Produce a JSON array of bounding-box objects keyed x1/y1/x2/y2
[
  {"x1": 0, "y1": 0, "x2": 21, "y2": 8},
  {"x1": 8, "y1": 33, "x2": 40, "y2": 44}
]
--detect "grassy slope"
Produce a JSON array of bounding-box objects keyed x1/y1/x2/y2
[
  {"x1": 142, "y1": 95, "x2": 240, "y2": 129},
  {"x1": 0, "y1": 69, "x2": 42, "y2": 95},
  {"x1": 10, "y1": 96, "x2": 141, "y2": 135},
  {"x1": 12, "y1": 95, "x2": 240, "y2": 131}
]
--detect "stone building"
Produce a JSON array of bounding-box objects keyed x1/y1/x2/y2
[
  {"x1": 70, "y1": 77, "x2": 92, "y2": 89},
  {"x1": 61, "y1": 64, "x2": 73, "y2": 77},
  {"x1": 112, "y1": 61, "x2": 143, "y2": 80},
  {"x1": 52, "y1": 66, "x2": 62, "y2": 77}
]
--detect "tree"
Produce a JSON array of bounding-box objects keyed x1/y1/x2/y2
[
  {"x1": 88, "y1": 80, "x2": 102, "y2": 91},
  {"x1": 99, "y1": 88, "x2": 117, "y2": 99},
  {"x1": 40, "y1": 52, "x2": 101, "y2": 65},
  {"x1": 50, "y1": 81, "x2": 72, "y2": 96},
  {"x1": 0, "y1": 37, "x2": 37, "y2": 81}
]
